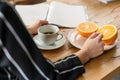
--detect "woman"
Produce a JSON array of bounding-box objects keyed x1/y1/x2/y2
[{"x1": 0, "y1": 1, "x2": 104, "y2": 80}]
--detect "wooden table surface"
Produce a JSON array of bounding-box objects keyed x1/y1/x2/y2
[
  {"x1": 14, "y1": 0, "x2": 120, "y2": 80},
  {"x1": 42, "y1": 0, "x2": 120, "y2": 80}
]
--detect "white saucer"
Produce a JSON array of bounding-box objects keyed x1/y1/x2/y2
[
  {"x1": 67, "y1": 30, "x2": 118, "y2": 51},
  {"x1": 33, "y1": 35, "x2": 66, "y2": 50}
]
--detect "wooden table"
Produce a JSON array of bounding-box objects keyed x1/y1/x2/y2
[
  {"x1": 42, "y1": 0, "x2": 120, "y2": 80},
  {"x1": 14, "y1": 0, "x2": 120, "y2": 80}
]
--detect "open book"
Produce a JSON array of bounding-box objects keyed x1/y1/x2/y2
[{"x1": 16, "y1": 1, "x2": 88, "y2": 28}]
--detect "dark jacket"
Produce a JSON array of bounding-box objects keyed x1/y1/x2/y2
[{"x1": 0, "y1": 1, "x2": 85, "y2": 80}]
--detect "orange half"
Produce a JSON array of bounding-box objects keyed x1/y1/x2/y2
[
  {"x1": 77, "y1": 22, "x2": 98, "y2": 38},
  {"x1": 98, "y1": 25, "x2": 118, "y2": 45}
]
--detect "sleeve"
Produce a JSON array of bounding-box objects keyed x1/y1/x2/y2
[{"x1": 54, "y1": 55, "x2": 85, "y2": 80}]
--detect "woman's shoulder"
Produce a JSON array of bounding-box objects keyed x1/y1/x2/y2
[{"x1": 0, "y1": 1, "x2": 10, "y2": 9}]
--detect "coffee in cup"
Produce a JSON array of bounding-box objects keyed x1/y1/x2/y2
[{"x1": 37, "y1": 24, "x2": 63, "y2": 45}]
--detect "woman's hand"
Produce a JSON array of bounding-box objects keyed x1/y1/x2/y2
[
  {"x1": 75, "y1": 32, "x2": 104, "y2": 64},
  {"x1": 27, "y1": 20, "x2": 48, "y2": 35},
  {"x1": 82, "y1": 32, "x2": 104, "y2": 58}
]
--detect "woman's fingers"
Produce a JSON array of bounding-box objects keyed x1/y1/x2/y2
[
  {"x1": 95, "y1": 33, "x2": 103, "y2": 42},
  {"x1": 39, "y1": 20, "x2": 48, "y2": 25},
  {"x1": 89, "y1": 32, "x2": 103, "y2": 42},
  {"x1": 88, "y1": 32, "x2": 99, "y2": 39},
  {"x1": 28, "y1": 20, "x2": 48, "y2": 35}
]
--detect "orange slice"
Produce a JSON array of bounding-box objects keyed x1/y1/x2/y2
[
  {"x1": 98, "y1": 25, "x2": 118, "y2": 45},
  {"x1": 77, "y1": 22, "x2": 98, "y2": 38}
]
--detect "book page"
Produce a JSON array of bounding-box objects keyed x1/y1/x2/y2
[
  {"x1": 15, "y1": 3, "x2": 49, "y2": 26},
  {"x1": 47, "y1": 1, "x2": 88, "y2": 28}
]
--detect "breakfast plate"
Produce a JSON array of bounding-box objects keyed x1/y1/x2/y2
[
  {"x1": 33, "y1": 34, "x2": 66, "y2": 50},
  {"x1": 67, "y1": 30, "x2": 118, "y2": 51}
]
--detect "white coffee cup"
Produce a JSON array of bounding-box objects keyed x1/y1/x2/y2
[{"x1": 37, "y1": 24, "x2": 63, "y2": 45}]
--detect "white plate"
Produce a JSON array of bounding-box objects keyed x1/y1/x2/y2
[
  {"x1": 33, "y1": 35, "x2": 66, "y2": 50},
  {"x1": 67, "y1": 30, "x2": 118, "y2": 51}
]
